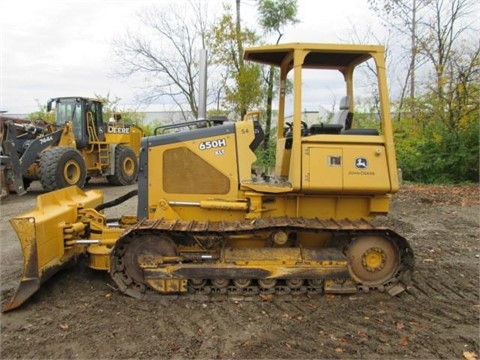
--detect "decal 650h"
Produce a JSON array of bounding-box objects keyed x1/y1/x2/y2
[{"x1": 199, "y1": 138, "x2": 227, "y2": 150}]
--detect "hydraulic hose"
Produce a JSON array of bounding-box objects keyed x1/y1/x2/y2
[{"x1": 95, "y1": 189, "x2": 138, "y2": 212}]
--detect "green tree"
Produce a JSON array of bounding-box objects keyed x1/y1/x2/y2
[
  {"x1": 141, "y1": 119, "x2": 168, "y2": 137},
  {"x1": 95, "y1": 94, "x2": 145, "y2": 128},
  {"x1": 369, "y1": 0, "x2": 479, "y2": 183},
  {"x1": 257, "y1": 0, "x2": 299, "y2": 154},
  {"x1": 394, "y1": 60, "x2": 480, "y2": 184},
  {"x1": 27, "y1": 100, "x2": 54, "y2": 123},
  {"x1": 208, "y1": 3, "x2": 263, "y2": 118}
]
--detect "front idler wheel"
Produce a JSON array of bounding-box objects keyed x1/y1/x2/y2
[{"x1": 110, "y1": 234, "x2": 177, "y2": 292}]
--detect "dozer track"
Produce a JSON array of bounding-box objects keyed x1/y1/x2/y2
[{"x1": 110, "y1": 217, "x2": 414, "y2": 302}]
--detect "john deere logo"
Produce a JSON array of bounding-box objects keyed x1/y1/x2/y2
[{"x1": 355, "y1": 157, "x2": 368, "y2": 169}]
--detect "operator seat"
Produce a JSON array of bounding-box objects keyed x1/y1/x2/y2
[{"x1": 333, "y1": 96, "x2": 353, "y2": 130}]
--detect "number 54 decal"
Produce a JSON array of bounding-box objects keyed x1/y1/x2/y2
[{"x1": 199, "y1": 138, "x2": 226, "y2": 150}]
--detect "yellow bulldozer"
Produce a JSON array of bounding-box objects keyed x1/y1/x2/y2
[
  {"x1": 3, "y1": 43, "x2": 414, "y2": 312},
  {"x1": 0, "y1": 97, "x2": 143, "y2": 197}
]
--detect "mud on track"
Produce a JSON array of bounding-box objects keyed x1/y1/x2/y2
[{"x1": 1, "y1": 182, "x2": 479, "y2": 359}]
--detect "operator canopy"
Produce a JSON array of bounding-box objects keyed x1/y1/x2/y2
[{"x1": 244, "y1": 42, "x2": 382, "y2": 71}]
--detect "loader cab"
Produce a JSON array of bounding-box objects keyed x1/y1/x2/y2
[
  {"x1": 48, "y1": 97, "x2": 106, "y2": 149},
  {"x1": 243, "y1": 43, "x2": 400, "y2": 195}
]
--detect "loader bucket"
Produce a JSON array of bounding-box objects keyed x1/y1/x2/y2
[{"x1": 2, "y1": 186, "x2": 104, "y2": 312}]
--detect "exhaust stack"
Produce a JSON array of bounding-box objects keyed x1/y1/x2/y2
[{"x1": 198, "y1": 49, "x2": 207, "y2": 119}]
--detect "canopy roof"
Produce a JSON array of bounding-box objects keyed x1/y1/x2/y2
[{"x1": 244, "y1": 43, "x2": 383, "y2": 70}]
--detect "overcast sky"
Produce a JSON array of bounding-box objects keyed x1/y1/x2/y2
[{"x1": 0, "y1": 0, "x2": 380, "y2": 114}]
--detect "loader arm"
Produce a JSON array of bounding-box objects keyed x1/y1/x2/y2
[{"x1": 1, "y1": 121, "x2": 68, "y2": 195}]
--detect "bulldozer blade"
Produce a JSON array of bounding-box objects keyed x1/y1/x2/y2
[
  {"x1": 2, "y1": 186, "x2": 104, "y2": 312},
  {"x1": 2, "y1": 217, "x2": 41, "y2": 312}
]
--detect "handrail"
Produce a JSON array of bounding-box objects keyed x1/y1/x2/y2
[{"x1": 154, "y1": 119, "x2": 213, "y2": 135}]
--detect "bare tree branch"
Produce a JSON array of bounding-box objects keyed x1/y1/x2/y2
[{"x1": 112, "y1": 1, "x2": 211, "y2": 120}]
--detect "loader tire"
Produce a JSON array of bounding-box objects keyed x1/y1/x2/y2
[
  {"x1": 39, "y1": 147, "x2": 87, "y2": 191},
  {"x1": 107, "y1": 145, "x2": 138, "y2": 186},
  {"x1": 22, "y1": 177, "x2": 32, "y2": 190}
]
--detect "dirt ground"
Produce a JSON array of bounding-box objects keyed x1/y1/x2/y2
[{"x1": 0, "y1": 181, "x2": 478, "y2": 360}]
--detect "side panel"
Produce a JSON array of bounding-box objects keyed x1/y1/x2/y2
[
  {"x1": 302, "y1": 141, "x2": 391, "y2": 194},
  {"x1": 343, "y1": 145, "x2": 390, "y2": 192},
  {"x1": 302, "y1": 147, "x2": 343, "y2": 191},
  {"x1": 162, "y1": 146, "x2": 232, "y2": 195},
  {"x1": 104, "y1": 124, "x2": 143, "y2": 156},
  {"x1": 138, "y1": 123, "x2": 257, "y2": 220}
]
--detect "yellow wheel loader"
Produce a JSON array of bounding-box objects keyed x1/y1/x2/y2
[
  {"x1": 3, "y1": 43, "x2": 414, "y2": 312},
  {"x1": 0, "y1": 97, "x2": 143, "y2": 197}
]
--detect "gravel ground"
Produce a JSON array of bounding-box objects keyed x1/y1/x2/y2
[{"x1": 1, "y1": 181, "x2": 479, "y2": 359}]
